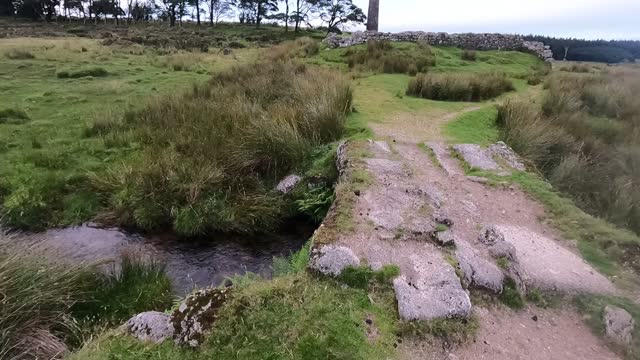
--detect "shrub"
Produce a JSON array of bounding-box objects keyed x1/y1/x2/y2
[
  {"x1": 4, "y1": 49, "x2": 35, "y2": 60},
  {"x1": 57, "y1": 67, "x2": 109, "y2": 79},
  {"x1": 93, "y1": 59, "x2": 352, "y2": 235},
  {"x1": 407, "y1": 72, "x2": 514, "y2": 102},
  {"x1": 461, "y1": 49, "x2": 477, "y2": 61}
]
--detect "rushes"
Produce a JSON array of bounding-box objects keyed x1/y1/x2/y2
[
  {"x1": 407, "y1": 72, "x2": 514, "y2": 101},
  {"x1": 94, "y1": 59, "x2": 352, "y2": 235}
]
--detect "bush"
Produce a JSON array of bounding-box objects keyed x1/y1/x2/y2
[
  {"x1": 407, "y1": 72, "x2": 514, "y2": 102},
  {"x1": 57, "y1": 67, "x2": 109, "y2": 79},
  {"x1": 4, "y1": 49, "x2": 35, "y2": 60},
  {"x1": 346, "y1": 40, "x2": 436, "y2": 75},
  {"x1": 461, "y1": 49, "x2": 477, "y2": 61},
  {"x1": 559, "y1": 63, "x2": 592, "y2": 73},
  {"x1": 93, "y1": 59, "x2": 352, "y2": 235}
]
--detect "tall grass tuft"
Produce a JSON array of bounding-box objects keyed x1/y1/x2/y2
[
  {"x1": 0, "y1": 233, "x2": 173, "y2": 359},
  {"x1": 93, "y1": 57, "x2": 352, "y2": 235},
  {"x1": 407, "y1": 72, "x2": 514, "y2": 102},
  {"x1": 498, "y1": 65, "x2": 640, "y2": 236}
]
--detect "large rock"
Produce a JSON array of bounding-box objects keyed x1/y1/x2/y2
[
  {"x1": 309, "y1": 245, "x2": 360, "y2": 276},
  {"x1": 393, "y1": 253, "x2": 472, "y2": 321},
  {"x1": 456, "y1": 241, "x2": 505, "y2": 293},
  {"x1": 125, "y1": 311, "x2": 174, "y2": 344},
  {"x1": 276, "y1": 175, "x2": 302, "y2": 194},
  {"x1": 452, "y1": 144, "x2": 500, "y2": 171},
  {"x1": 604, "y1": 305, "x2": 634, "y2": 345},
  {"x1": 171, "y1": 287, "x2": 231, "y2": 347}
]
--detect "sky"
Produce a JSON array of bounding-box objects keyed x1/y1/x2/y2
[{"x1": 350, "y1": 0, "x2": 640, "y2": 40}]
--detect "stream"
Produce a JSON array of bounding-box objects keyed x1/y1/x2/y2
[{"x1": 16, "y1": 224, "x2": 310, "y2": 295}]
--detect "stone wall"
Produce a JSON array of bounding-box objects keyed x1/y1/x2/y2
[{"x1": 325, "y1": 31, "x2": 553, "y2": 62}]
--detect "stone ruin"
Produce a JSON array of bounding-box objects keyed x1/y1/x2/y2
[{"x1": 324, "y1": 31, "x2": 554, "y2": 62}]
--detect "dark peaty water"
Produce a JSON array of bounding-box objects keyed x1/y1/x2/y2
[{"x1": 18, "y1": 224, "x2": 309, "y2": 295}]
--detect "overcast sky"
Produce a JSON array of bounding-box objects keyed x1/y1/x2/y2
[{"x1": 350, "y1": 0, "x2": 640, "y2": 40}]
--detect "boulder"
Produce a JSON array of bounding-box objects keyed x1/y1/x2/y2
[
  {"x1": 125, "y1": 311, "x2": 174, "y2": 344},
  {"x1": 309, "y1": 245, "x2": 360, "y2": 276},
  {"x1": 456, "y1": 243, "x2": 505, "y2": 293},
  {"x1": 276, "y1": 175, "x2": 302, "y2": 194},
  {"x1": 604, "y1": 305, "x2": 634, "y2": 345},
  {"x1": 171, "y1": 287, "x2": 231, "y2": 347}
]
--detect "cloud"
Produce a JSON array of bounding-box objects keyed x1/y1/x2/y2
[{"x1": 352, "y1": 0, "x2": 640, "y2": 39}]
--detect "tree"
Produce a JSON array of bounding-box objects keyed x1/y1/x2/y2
[
  {"x1": 208, "y1": 0, "x2": 233, "y2": 26},
  {"x1": 366, "y1": 0, "x2": 378, "y2": 31},
  {"x1": 319, "y1": 0, "x2": 365, "y2": 33},
  {"x1": 291, "y1": 0, "x2": 319, "y2": 32},
  {"x1": 63, "y1": 0, "x2": 84, "y2": 17},
  {"x1": 14, "y1": 0, "x2": 59, "y2": 20},
  {"x1": 131, "y1": 0, "x2": 154, "y2": 20},
  {"x1": 237, "y1": 0, "x2": 277, "y2": 27},
  {"x1": 157, "y1": 0, "x2": 179, "y2": 26},
  {"x1": 188, "y1": 0, "x2": 202, "y2": 24},
  {"x1": 1, "y1": 0, "x2": 14, "y2": 16}
]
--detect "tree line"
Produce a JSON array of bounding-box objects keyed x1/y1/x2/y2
[
  {"x1": 525, "y1": 35, "x2": 640, "y2": 63},
  {"x1": 0, "y1": 0, "x2": 367, "y2": 31}
]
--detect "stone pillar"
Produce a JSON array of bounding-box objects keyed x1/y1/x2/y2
[{"x1": 367, "y1": 0, "x2": 379, "y2": 32}]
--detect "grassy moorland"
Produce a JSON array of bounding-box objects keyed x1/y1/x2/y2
[{"x1": 12, "y1": 25, "x2": 639, "y2": 360}]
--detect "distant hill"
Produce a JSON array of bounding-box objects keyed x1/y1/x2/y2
[{"x1": 524, "y1": 35, "x2": 640, "y2": 63}]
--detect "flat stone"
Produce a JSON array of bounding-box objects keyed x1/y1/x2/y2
[
  {"x1": 604, "y1": 305, "x2": 634, "y2": 345},
  {"x1": 456, "y1": 241, "x2": 505, "y2": 293},
  {"x1": 126, "y1": 311, "x2": 174, "y2": 344},
  {"x1": 393, "y1": 254, "x2": 471, "y2": 321},
  {"x1": 453, "y1": 144, "x2": 500, "y2": 171},
  {"x1": 276, "y1": 175, "x2": 302, "y2": 194},
  {"x1": 309, "y1": 245, "x2": 360, "y2": 276}
]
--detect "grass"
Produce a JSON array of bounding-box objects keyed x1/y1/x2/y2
[
  {"x1": 92, "y1": 58, "x2": 351, "y2": 236},
  {"x1": 56, "y1": 66, "x2": 110, "y2": 79},
  {"x1": 70, "y1": 248, "x2": 401, "y2": 360},
  {"x1": 499, "y1": 279, "x2": 525, "y2": 309},
  {"x1": 0, "y1": 233, "x2": 172, "y2": 359},
  {"x1": 397, "y1": 317, "x2": 479, "y2": 346},
  {"x1": 0, "y1": 37, "x2": 262, "y2": 230},
  {"x1": 575, "y1": 295, "x2": 640, "y2": 358},
  {"x1": 445, "y1": 106, "x2": 500, "y2": 145},
  {"x1": 498, "y1": 66, "x2": 640, "y2": 237},
  {"x1": 0, "y1": 107, "x2": 30, "y2": 124},
  {"x1": 343, "y1": 40, "x2": 436, "y2": 75},
  {"x1": 407, "y1": 72, "x2": 515, "y2": 102}
]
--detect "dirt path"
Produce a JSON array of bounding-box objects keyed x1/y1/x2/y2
[{"x1": 311, "y1": 105, "x2": 621, "y2": 359}]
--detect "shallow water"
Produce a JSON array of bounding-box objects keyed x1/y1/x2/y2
[{"x1": 17, "y1": 224, "x2": 309, "y2": 295}]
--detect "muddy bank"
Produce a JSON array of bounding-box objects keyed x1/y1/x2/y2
[{"x1": 16, "y1": 224, "x2": 310, "y2": 295}]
